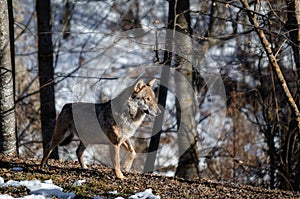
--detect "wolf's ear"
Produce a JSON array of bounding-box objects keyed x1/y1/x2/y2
[
  {"x1": 147, "y1": 79, "x2": 156, "y2": 88},
  {"x1": 134, "y1": 79, "x2": 145, "y2": 92}
]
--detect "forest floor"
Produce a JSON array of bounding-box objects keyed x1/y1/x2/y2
[{"x1": 0, "y1": 154, "x2": 299, "y2": 199}]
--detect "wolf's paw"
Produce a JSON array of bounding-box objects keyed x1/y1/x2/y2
[
  {"x1": 80, "y1": 164, "x2": 88, "y2": 169},
  {"x1": 122, "y1": 165, "x2": 131, "y2": 172},
  {"x1": 115, "y1": 169, "x2": 124, "y2": 179},
  {"x1": 39, "y1": 164, "x2": 50, "y2": 171}
]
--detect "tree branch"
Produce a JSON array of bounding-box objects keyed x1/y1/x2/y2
[{"x1": 239, "y1": 0, "x2": 300, "y2": 131}]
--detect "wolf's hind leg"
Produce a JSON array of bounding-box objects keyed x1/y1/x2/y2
[
  {"x1": 76, "y1": 141, "x2": 87, "y2": 169},
  {"x1": 41, "y1": 141, "x2": 56, "y2": 168},
  {"x1": 41, "y1": 127, "x2": 67, "y2": 167},
  {"x1": 121, "y1": 139, "x2": 136, "y2": 171}
]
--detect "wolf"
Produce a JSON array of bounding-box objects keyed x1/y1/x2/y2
[{"x1": 41, "y1": 79, "x2": 160, "y2": 179}]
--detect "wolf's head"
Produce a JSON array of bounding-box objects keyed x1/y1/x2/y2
[{"x1": 132, "y1": 79, "x2": 161, "y2": 116}]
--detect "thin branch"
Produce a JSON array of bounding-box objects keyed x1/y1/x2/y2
[{"x1": 240, "y1": 0, "x2": 300, "y2": 132}]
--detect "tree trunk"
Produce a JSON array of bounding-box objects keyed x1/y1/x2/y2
[
  {"x1": 172, "y1": 0, "x2": 200, "y2": 179},
  {"x1": 0, "y1": 0, "x2": 17, "y2": 155},
  {"x1": 285, "y1": 0, "x2": 300, "y2": 75},
  {"x1": 144, "y1": 66, "x2": 170, "y2": 172},
  {"x1": 36, "y1": 0, "x2": 58, "y2": 159}
]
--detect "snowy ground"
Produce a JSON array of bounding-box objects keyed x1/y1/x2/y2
[{"x1": 0, "y1": 168, "x2": 160, "y2": 199}]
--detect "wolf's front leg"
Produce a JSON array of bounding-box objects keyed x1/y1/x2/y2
[
  {"x1": 110, "y1": 144, "x2": 124, "y2": 179},
  {"x1": 121, "y1": 139, "x2": 136, "y2": 171}
]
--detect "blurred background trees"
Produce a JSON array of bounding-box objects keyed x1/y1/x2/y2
[{"x1": 0, "y1": 0, "x2": 300, "y2": 191}]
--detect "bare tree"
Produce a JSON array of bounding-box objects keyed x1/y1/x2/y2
[
  {"x1": 240, "y1": 0, "x2": 300, "y2": 130},
  {"x1": 172, "y1": 0, "x2": 200, "y2": 179},
  {"x1": 239, "y1": 0, "x2": 300, "y2": 190},
  {"x1": 0, "y1": 0, "x2": 17, "y2": 155},
  {"x1": 36, "y1": 0, "x2": 58, "y2": 159}
]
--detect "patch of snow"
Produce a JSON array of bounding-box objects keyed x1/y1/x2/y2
[
  {"x1": 72, "y1": 180, "x2": 86, "y2": 186},
  {"x1": 108, "y1": 190, "x2": 118, "y2": 195},
  {"x1": 11, "y1": 167, "x2": 23, "y2": 172},
  {"x1": 0, "y1": 194, "x2": 16, "y2": 199},
  {"x1": 0, "y1": 178, "x2": 75, "y2": 199},
  {"x1": 0, "y1": 177, "x2": 4, "y2": 185},
  {"x1": 0, "y1": 177, "x2": 160, "y2": 199},
  {"x1": 93, "y1": 197, "x2": 104, "y2": 199},
  {"x1": 125, "y1": 189, "x2": 160, "y2": 199}
]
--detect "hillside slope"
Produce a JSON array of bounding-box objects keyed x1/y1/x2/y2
[{"x1": 0, "y1": 155, "x2": 299, "y2": 199}]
